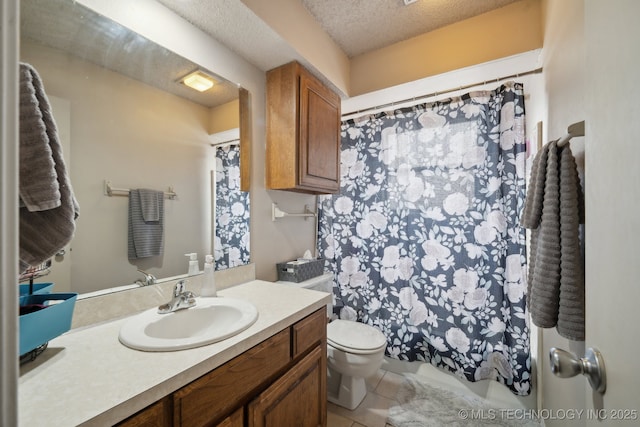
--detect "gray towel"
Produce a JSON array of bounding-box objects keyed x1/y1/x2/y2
[
  {"x1": 19, "y1": 62, "x2": 80, "y2": 273},
  {"x1": 128, "y1": 189, "x2": 164, "y2": 259},
  {"x1": 521, "y1": 141, "x2": 585, "y2": 340},
  {"x1": 139, "y1": 189, "x2": 160, "y2": 222}
]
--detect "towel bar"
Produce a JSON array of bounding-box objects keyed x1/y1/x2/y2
[
  {"x1": 271, "y1": 203, "x2": 316, "y2": 221},
  {"x1": 104, "y1": 180, "x2": 177, "y2": 200},
  {"x1": 557, "y1": 120, "x2": 585, "y2": 147}
]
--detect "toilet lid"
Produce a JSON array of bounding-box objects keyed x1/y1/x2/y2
[{"x1": 327, "y1": 320, "x2": 387, "y2": 354}]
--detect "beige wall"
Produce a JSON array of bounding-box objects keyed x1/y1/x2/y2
[
  {"x1": 350, "y1": 0, "x2": 543, "y2": 96},
  {"x1": 241, "y1": 0, "x2": 350, "y2": 96},
  {"x1": 22, "y1": 41, "x2": 216, "y2": 293},
  {"x1": 72, "y1": 0, "x2": 549, "y2": 287},
  {"x1": 242, "y1": 0, "x2": 542, "y2": 98},
  {"x1": 78, "y1": 0, "x2": 318, "y2": 283},
  {"x1": 209, "y1": 99, "x2": 239, "y2": 135},
  {"x1": 243, "y1": 0, "x2": 543, "y2": 98}
]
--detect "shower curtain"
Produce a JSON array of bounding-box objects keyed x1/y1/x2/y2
[
  {"x1": 214, "y1": 144, "x2": 250, "y2": 270},
  {"x1": 317, "y1": 82, "x2": 531, "y2": 395}
]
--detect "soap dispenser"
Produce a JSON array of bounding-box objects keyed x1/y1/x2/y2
[
  {"x1": 201, "y1": 254, "x2": 217, "y2": 297},
  {"x1": 185, "y1": 253, "x2": 199, "y2": 276}
]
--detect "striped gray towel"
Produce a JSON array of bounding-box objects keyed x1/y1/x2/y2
[
  {"x1": 521, "y1": 141, "x2": 585, "y2": 340},
  {"x1": 19, "y1": 62, "x2": 80, "y2": 273},
  {"x1": 128, "y1": 189, "x2": 164, "y2": 259}
]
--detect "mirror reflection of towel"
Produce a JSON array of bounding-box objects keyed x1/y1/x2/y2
[
  {"x1": 19, "y1": 62, "x2": 80, "y2": 273},
  {"x1": 128, "y1": 189, "x2": 164, "y2": 259},
  {"x1": 139, "y1": 189, "x2": 160, "y2": 222}
]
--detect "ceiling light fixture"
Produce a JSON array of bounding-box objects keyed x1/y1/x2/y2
[
  {"x1": 403, "y1": 0, "x2": 418, "y2": 5},
  {"x1": 181, "y1": 70, "x2": 215, "y2": 92}
]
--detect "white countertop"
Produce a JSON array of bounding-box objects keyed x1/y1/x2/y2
[{"x1": 19, "y1": 280, "x2": 330, "y2": 426}]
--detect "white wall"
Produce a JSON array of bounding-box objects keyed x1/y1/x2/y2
[
  {"x1": 584, "y1": 0, "x2": 640, "y2": 422},
  {"x1": 538, "y1": 1, "x2": 587, "y2": 424},
  {"x1": 542, "y1": 1, "x2": 640, "y2": 423}
]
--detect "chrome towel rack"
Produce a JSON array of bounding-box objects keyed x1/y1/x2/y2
[{"x1": 104, "y1": 180, "x2": 177, "y2": 200}]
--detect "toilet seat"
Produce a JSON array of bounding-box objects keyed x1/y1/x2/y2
[{"x1": 327, "y1": 320, "x2": 387, "y2": 355}]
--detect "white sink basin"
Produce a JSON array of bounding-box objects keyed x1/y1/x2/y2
[{"x1": 119, "y1": 297, "x2": 258, "y2": 351}]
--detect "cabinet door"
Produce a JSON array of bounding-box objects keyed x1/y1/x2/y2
[
  {"x1": 248, "y1": 346, "x2": 326, "y2": 427},
  {"x1": 298, "y1": 72, "x2": 340, "y2": 193},
  {"x1": 292, "y1": 308, "x2": 326, "y2": 359}
]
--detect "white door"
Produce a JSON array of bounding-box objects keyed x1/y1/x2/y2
[
  {"x1": 539, "y1": 2, "x2": 640, "y2": 426},
  {"x1": 583, "y1": 0, "x2": 640, "y2": 424}
]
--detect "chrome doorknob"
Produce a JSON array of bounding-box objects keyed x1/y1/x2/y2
[{"x1": 549, "y1": 347, "x2": 606, "y2": 394}]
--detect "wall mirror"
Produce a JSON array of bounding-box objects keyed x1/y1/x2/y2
[{"x1": 20, "y1": 0, "x2": 251, "y2": 295}]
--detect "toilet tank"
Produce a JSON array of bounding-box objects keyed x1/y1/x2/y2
[{"x1": 278, "y1": 272, "x2": 333, "y2": 317}]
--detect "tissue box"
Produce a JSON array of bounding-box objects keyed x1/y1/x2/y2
[{"x1": 277, "y1": 258, "x2": 324, "y2": 283}]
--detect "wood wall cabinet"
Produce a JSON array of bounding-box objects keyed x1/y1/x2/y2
[
  {"x1": 266, "y1": 61, "x2": 341, "y2": 194},
  {"x1": 116, "y1": 308, "x2": 327, "y2": 427}
]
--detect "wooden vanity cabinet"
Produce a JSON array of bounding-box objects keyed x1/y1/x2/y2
[
  {"x1": 115, "y1": 396, "x2": 171, "y2": 427},
  {"x1": 248, "y1": 346, "x2": 325, "y2": 427},
  {"x1": 266, "y1": 61, "x2": 341, "y2": 194},
  {"x1": 116, "y1": 308, "x2": 327, "y2": 427},
  {"x1": 216, "y1": 407, "x2": 244, "y2": 427}
]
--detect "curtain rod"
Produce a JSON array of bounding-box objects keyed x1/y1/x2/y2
[{"x1": 342, "y1": 67, "x2": 543, "y2": 121}]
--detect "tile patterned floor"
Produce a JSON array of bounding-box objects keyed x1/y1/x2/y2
[
  {"x1": 327, "y1": 369, "x2": 404, "y2": 427},
  {"x1": 326, "y1": 364, "x2": 535, "y2": 427}
]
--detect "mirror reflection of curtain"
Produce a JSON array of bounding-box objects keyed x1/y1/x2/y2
[
  {"x1": 213, "y1": 144, "x2": 250, "y2": 270},
  {"x1": 317, "y1": 82, "x2": 530, "y2": 395}
]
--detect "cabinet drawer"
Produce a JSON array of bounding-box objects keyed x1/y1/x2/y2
[
  {"x1": 115, "y1": 396, "x2": 171, "y2": 427},
  {"x1": 292, "y1": 308, "x2": 326, "y2": 359},
  {"x1": 173, "y1": 329, "x2": 290, "y2": 427}
]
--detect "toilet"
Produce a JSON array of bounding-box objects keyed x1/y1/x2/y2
[
  {"x1": 278, "y1": 273, "x2": 387, "y2": 410},
  {"x1": 326, "y1": 318, "x2": 387, "y2": 409}
]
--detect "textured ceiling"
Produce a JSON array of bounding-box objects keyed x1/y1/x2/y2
[
  {"x1": 300, "y1": 0, "x2": 522, "y2": 57},
  {"x1": 21, "y1": 0, "x2": 240, "y2": 108},
  {"x1": 22, "y1": 0, "x2": 526, "y2": 102},
  {"x1": 156, "y1": 0, "x2": 523, "y2": 71},
  {"x1": 155, "y1": 0, "x2": 301, "y2": 73}
]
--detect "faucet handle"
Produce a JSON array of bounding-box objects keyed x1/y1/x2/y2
[{"x1": 174, "y1": 280, "x2": 186, "y2": 296}]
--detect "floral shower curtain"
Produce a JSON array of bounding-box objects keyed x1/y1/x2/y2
[
  {"x1": 214, "y1": 144, "x2": 250, "y2": 270},
  {"x1": 317, "y1": 82, "x2": 531, "y2": 395}
]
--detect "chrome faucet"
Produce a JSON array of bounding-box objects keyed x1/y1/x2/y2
[
  {"x1": 158, "y1": 280, "x2": 196, "y2": 314},
  {"x1": 136, "y1": 269, "x2": 157, "y2": 287}
]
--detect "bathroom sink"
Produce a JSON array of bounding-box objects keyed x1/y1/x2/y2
[{"x1": 119, "y1": 297, "x2": 258, "y2": 351}]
